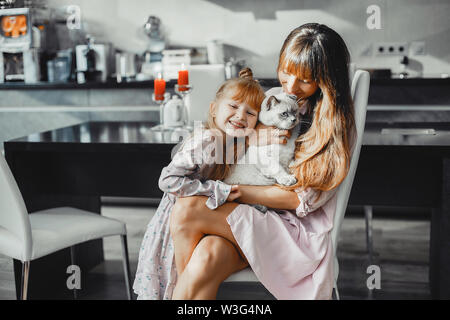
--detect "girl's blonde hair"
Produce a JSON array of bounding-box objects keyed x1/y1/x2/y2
[
  {"x1": 278, "y1": 23, "x2": 355, "y2": 198},
  {"x1": 205, "y1": 67, "x2": 265, "y2": 180}
]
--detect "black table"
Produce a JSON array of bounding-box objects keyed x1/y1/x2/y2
[{"x1": 4, "y1": 121, "x2": 450, "y2": 299}]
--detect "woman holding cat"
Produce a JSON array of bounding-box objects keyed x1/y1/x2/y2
[{"x1": 168, "y1": 23, "x2": 356, "y2": 300}]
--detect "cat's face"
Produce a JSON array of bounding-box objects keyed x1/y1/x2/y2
[{"x1": 258, "y1": 93, "x2": 301, "y2": 130}]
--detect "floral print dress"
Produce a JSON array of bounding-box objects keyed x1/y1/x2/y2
[{"x1": 133, "y1": 129, "x2": 232, "y2": 299}]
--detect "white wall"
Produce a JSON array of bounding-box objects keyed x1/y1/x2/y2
[{"x1": 47, "y1": 0, "x2": 450, "y2": 78}]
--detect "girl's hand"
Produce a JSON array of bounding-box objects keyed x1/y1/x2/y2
[
  {"x1": 227, "y1": 185, "x2": 241, "y2": 202},
  {"x1": 248, "y1": 123, "x2": 291, "y2": 146}
]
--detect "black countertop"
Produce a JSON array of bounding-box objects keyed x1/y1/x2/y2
[
  {"x1": 5, "y1": 122, "x2": 175, "y2": 153},
  {"x1": 1, "y1": 77, "x2": 449, "y2": 105},
  {"x1": 6, "y1": 121, "x2": 450, "y2": 149},
  {"x1": 0, "y1": 78, "x2": 281, "y2": 90},
  {"x1": 0, "y1": 79, "x2": 174, "y2": 90},
  {"x1": 0, "y1": 77, "x2": 448, "y2": 90}
]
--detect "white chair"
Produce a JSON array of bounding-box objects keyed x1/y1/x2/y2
[
  {"x1": 331, "y1": 69, "x2": 370, "y2": 299},
  {"x1": 0, "y1": 153, "x2": 133, "y2": 300},
  {"x1": 185, "y1": 64, "x2": 226, "y2": 125},
  {"x1": 224, "y1": 70, "x2": 370, "y2": 300}
]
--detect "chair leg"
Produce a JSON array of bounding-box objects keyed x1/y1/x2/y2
[
  {"x1": 70, "y1": 246, "x2": 78, "y2": 300},
  {"x1": 120, "y1": 235, "x2": 133, "y2": 300},
  {"x1": 21, "y1": 261, "x2": 30, "y2": 300},
  {"x1": 333, "y1": 280, "x2": 340, "y2": 300},
  {"x1": 364, "y1": 205, "x2": 374, "y2": 263}
]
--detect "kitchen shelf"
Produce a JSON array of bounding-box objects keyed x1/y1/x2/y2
[
  {"x1": 1, "y1": 77, "x2": 448, "y2": 105},
  {"x1": 370, "y1": 77, "x2": 450, "y2": 85},
  {"x1": 0, "y1": 79, "x2": 177, "y2": 90},
  {"x1": 0, "y1": 77, "x2": 448, "y2": 90},
  {"x1": 0, "y1": 78, "x2": 280, "y2": 90}
]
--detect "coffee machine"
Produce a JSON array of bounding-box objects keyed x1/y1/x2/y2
[
  {"x1": 75, "y1": 36, "x2": 112, "y2": 83},
  {"x1": 0, "y1": 7, "x2": 40, "y2": 83}
]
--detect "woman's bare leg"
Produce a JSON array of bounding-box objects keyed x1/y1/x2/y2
[
  {"x1": 172, "y1": 235, "x2": 248, "y2": 300},
  {"x1": 169, "y1": 196, "x2": 248, "y2": 276}
]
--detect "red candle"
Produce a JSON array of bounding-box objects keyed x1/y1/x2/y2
[
  {"x1": 178, "y1": 64, "x2": 189, "y2": 91},
  {"x1": 154, "y1": 73, "x2": 166, "y2": 100}
]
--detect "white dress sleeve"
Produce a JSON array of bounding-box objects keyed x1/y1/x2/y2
[
  {"x1": 294, "y1": 187, "x2": 338, "y2": 218},
  {"x1": 158, "y1": 129, "x2": 232, "y2": 210}
]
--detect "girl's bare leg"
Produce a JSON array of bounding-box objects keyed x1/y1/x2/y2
[
  {"x1": 169, "y1": 196, "x2": 248, "y2": 276},
  {"x1": 172, "y1": 235, "x2": 248, "y2": 300}
]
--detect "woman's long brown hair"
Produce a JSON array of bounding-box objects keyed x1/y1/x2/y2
[{"x1": 278, "y1": 23, "x2": 355, "y2": 199}]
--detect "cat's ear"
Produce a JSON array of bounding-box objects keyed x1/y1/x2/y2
[{"x1": 266, "y1": 95, "x2": 280, "y2": 110}]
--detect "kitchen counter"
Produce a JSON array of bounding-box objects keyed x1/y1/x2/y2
[
  {"x1": 8, "y1": 120, "x2": 450, "y2": 147},
  {"x1": 363, "y1": 121, "x2": 450, "y2": 146},
  {"x1": 0, "y1": 79, "x2": 175, "y2": 90},
  {"x1": 0, "y1": 78, "x2": 281, "y2": 90},
  {"x1": 0, "y1": 76, "x2": 448, "y2": 90},
  {"x1": 1, "y1": 77, "x2": 449, "y2": 106},
  {"x1": 367, "y1": 77, "x2": 450, "y2": 105}
]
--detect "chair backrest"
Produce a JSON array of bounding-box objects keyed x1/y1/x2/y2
[
  {"x1": 331, "y1": 70, "x2": 370, "y2": 256},
  {"x1": 0, "y1": 152, "x2": 32, "y2": 261},
  {"x1": 185, "y1": 64, "x2": 225, "y2": 125}
]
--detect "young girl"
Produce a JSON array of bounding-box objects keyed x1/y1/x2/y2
[
  {"x1": 168, "y1": 23, "x2": 356, "y2": 300},
  {"x1": 132, "y1": 68, "x2": 279, "y2": 299}
]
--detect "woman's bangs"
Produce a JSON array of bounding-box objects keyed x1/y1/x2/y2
[{"x1": 280, "y1": 44, "x2": 316, "y2": 81}]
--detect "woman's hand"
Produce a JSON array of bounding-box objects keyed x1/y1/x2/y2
[
  {"x1": 248, "y1": 123, "x2": 291, "y2": 146},
  {"x1": 227, "y1": 185, "x2": 242, "y2": 202}
]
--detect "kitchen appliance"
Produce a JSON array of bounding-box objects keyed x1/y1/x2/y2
[
  {"x1": 115, "y1": 52, "x2": 137, "y2": 82},
  {"x1": 75, "y1": 36, "x2": 112, "y2": 83},
  {"x1": 139, "y1": 15, "x2": 165, "y2": 80},
  {"x1": 47, "y1": 49, "x2": 73, "y2": 82},
  {"x1": 0, "y1": 1, "x2": 16, "y2": 9},
  {"x1": 162, "y1": 49, "x2": 190, "y2": 80},
  {"x1": 224, "y1": 57, "x2": 245, "y2": 79},
  {"x1": 143, "y1": 16, "x2": 165, "y2": 60},
  {"x1": 163, "y1": 94, "x2": 185, "y2": 128},
  {"x1": 0, "y1": 7, "x2": 41, "y2": 83},
  {"x1": 206, "y1": 39, "x2": 224, "y2": 64}
]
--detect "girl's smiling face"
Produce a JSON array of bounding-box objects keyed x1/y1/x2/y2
[
  {"x1": 278, "y1": 69, "x2": 319, "y2": 101},
  {"x1": 211, "y1": 91, "x2": 259, "y2": 137}
]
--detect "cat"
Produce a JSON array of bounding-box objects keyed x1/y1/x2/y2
[{"x1": 224, "y1": 92, "x2": 303, "y2": 212}]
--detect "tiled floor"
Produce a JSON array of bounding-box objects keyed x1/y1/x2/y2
[{"x1": 0, "y1": 205, "x2": 430, "y2": 300}]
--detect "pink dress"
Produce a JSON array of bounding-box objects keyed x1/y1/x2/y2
[
  {"x1": 133, "y1": 88, "x2": 341, "y2": 300},
  {"x1": 227, "y1": 186, "x2": 336, "y2": 300},
  {"x1": 228, "y1": 87, "x2": 338, "y2": 300}
]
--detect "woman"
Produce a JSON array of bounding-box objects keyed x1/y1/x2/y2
[{"x1": 169, "y1": 23, "x2": 356, "y2": 300}]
